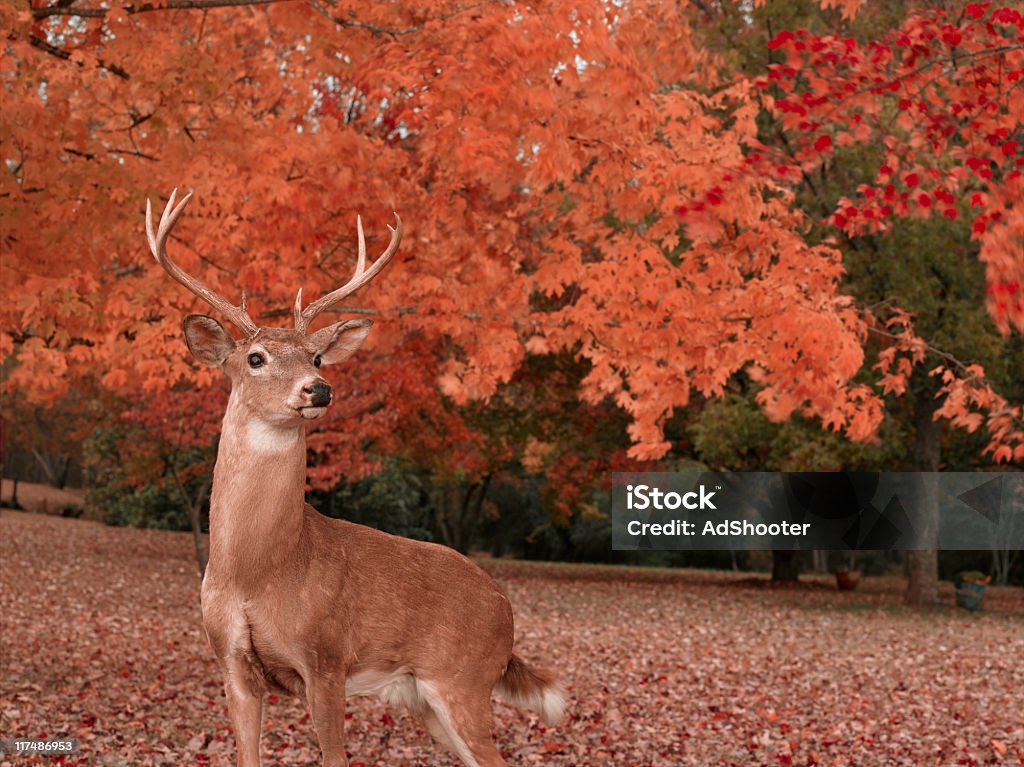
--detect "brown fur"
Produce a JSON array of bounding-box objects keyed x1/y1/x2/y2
[
  {"x1": 146, "y1": 195, "x2": 564, "y2": 767},
  {"x1": 499, "y1": 655, "x2": 557, "y2": 700}
]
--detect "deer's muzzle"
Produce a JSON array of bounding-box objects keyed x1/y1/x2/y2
[{"x1": 308, "y1": 382, "x2": 332, "y2": 408}]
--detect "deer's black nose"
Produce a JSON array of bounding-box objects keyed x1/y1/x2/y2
[{"x1": 307, "y1": 382, "x2": 332, "y2": 407}]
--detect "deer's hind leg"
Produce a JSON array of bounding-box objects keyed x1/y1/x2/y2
[{"x1": 416, "y1": 680, "x2": 506, "y2": 767}]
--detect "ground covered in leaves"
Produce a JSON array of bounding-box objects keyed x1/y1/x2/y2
[{"x1": 2, "y1": 510, "x2": 1023, "y2": 767}]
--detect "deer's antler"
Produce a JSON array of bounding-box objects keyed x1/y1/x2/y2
[
  {"x1": 294, "y1": 213, "x2": 403, "y2": 334},
  {"x1": 146, "y1": 189, "x2": 259, "y2": 338}
]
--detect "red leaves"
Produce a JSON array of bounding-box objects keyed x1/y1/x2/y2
[
  {"x1": 991, "y1": 6, "x2": 1024, "y2": 27},
  {"x1": 761, "y1": 2, "x2": 1024, "y2": 368},
  {"x1": 6, "y1": 511, "x2": 1024, "y2": 766},
  {"x1": 965, "y1": 3, "x2": 987, "y2": 20},
  {"x1": 933, "y1": 362, "x2": 1024, "y2": 460},
  {"x1": 869, "y1": 308, "x2": 1024, "y2": 457},
  {"x1": 767, "y1": 29, "x2": 797, "y2": 51}
]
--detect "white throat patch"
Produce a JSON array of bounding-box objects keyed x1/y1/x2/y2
[{"x1": 246, "y1": 419, "x2": 299, "y2": 453}]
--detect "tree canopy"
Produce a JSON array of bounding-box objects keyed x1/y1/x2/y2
[{"x1": 3, "y1": 0, "x2": 1022, "y2": 491}]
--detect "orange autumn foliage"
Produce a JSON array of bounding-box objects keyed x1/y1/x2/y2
[{"x1": 2, "y1": 0, "x2": 1021, "y2": 477}]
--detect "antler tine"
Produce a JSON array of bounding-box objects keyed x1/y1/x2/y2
[
  {"x1": 295, "y1": 213, "x2": 403, "y2": 333},
  {"x1": 293, "y1": 288, "x2": 303, "y2": 329},
  {"x1": 146, "y1": 189, "x2": 259, "y2": 338},
  {"x1": 356, "y1": 214, "x2": 367, "y2": 275}
]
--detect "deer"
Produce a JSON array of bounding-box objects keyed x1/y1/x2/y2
[{"x1": 145, "y1": 190, "x2": 565, "y2": 767}]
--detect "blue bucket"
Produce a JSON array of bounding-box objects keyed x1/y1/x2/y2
[{"x1": 955, "y1": 581, "x2": 986, "y2": 611}]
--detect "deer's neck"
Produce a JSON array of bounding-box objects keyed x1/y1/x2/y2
[{"x1": 207, "y1": 394, "x2": 308, "y2": 581}]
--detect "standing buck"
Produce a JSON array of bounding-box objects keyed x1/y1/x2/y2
[{"x1": 146, "y1": 190, "x2": 564, "y2": 767}]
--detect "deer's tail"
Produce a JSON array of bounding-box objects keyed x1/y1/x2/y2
[{"x1": 494, "y1": 653, "x2": 566, "y2": 725}]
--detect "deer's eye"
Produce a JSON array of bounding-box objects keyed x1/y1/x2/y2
[
  {"x1": 248, "y1": 353, "x2": 265, "y2": 368},
  {"x1": 313, "y1": 354, "x2": 322, "y2": 368}
]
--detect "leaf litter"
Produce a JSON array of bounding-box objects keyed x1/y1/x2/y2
[{"x1": 2, "y1": 511, "x2": 1022, "y2": 766}]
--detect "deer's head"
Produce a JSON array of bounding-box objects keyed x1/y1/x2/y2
[{"x1": 146, "y1": 190, "x2": 402, "y2": 426}]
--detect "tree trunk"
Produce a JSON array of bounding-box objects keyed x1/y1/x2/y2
[
  {"x1": 991, "y1": 548, "x2": 1016, "y2": 587},
  {"x1": 811, "y1": 549, "x2": 827, "y2": 573},
  {"x1": 432, "y1": 481, "x2": 458, "y2": 552},
  {"x1": 771, "y1": 550, "x2": 801, "y2": 582},
  {"x1": 31, "y1": 448, "x2": 72, "y2": 489},
  {"x1": 170, "y1": 465, "x2": 211, "y2": 578},
  {"x1": 57, "y1": 456, "x2": 72, "y2": 489},
  {"x1": 5, "y1": 450, "x2": 23, "y2": 510},
  {"x1": 905, "y1": 384, "x2": 941, "y2": 606},
  {"x1": 186, "y1": 478, "x2": 211, "y2": 578},
  {"x1": 459, "y1": 474, "x2": 491, "y2": 554},
  {"x1": 431, "y1": 476, "x2": 491, "y2": 555}
]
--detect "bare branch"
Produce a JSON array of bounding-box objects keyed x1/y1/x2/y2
[
  {"x1": 28, "y1": 34, "x2": 130, "y2": 79},
  {"x1": 31, "y1": 0, "x2": 298, "y2": 20},
  {"x1": 30, "y1": 0, "x2": 504, "y2": 47},
  {"x1": 306, "y1": 0, "x2": 497, "y2": 38},
  {"x1": 260, "y1": 305, "x2": 379, "y2": 320}
]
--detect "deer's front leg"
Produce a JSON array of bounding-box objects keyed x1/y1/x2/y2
[
  {"x1": 307, "y1": 673, "x2": 347, "y2": 767},
  {"x1": 222, "y1": 656, "x2": 264, "y2": 767}
]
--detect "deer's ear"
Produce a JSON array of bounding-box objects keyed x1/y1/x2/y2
[
  {"x1": 308, "y1": 318, "x2": 373, "y2": 365},
  {"x1": 183, "y1": 315, "x2": 235, "y2": 367}
]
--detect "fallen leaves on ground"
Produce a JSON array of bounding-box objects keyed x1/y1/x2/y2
[{"x1": 1, "y1": 511, "x2": 1022, "y2": 766}]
